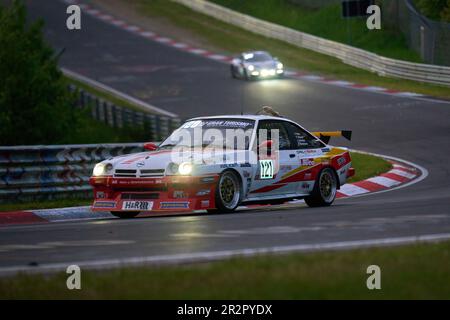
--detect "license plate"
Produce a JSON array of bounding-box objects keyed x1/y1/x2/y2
[{"x1": 121, "y1": 201, "x2": 153, "y2": 211}]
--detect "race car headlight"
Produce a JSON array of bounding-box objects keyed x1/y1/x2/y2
[
  {"x1": 277, "y1": 62, "x2": 283, "y2": 69},
  {"x1": 167, "y1": 162, "x2": 179, "y2": 175},
  {"x1": 247, "y1": 65, "x2": 255, "y2": 71},
  {"x1": 93, "y1": 163, "x2": 113, "y2": 177},
  {"x1": 178, "y1": 162, "x2": 193, "y2": 175}
]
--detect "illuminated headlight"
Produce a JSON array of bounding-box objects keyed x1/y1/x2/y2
[
  {"x1": 251, "y1": 71, "x2": 260, "y2": 76},
  {"x1": 261, "y1": 69, "x2": 276, "y2": 77},
  {"x1": 277, "y1": 62, "x2": 283, "y2": 69},
  {"x1": 247, "y1": 65, "x2": 255, "y2": 71},
  {"x1": 178, "y1": 162, "x2": 193, "y2": 175},
  {"x1": 93, "y1": 163, "x2": 113, "y2": 177}
]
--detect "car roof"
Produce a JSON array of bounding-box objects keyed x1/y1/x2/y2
[
  {"x1": 187, "y1": 115, "x2": 291, "y2": 122},
  {"x1": 242, "y1": 50, "x2": 271, "y2": 56}
]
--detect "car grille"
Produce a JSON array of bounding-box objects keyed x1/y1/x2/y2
[
  {"x1": 114, "y1": 169, "x2": 137, "y2": 177},
  {"x1": 121, "y1": 193, "x2": 159, "y2": 200},
  {"x1": 114, "y1": 169, "x2": 165, "y2": 178},
  {"x1": 140, "y1": 169, "x2": 165, "y2": 177}
]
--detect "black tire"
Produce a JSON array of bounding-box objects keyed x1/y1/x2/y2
[
  {"x1": 214, "y1": 170, "x2": 242, "y2": 213},
  {"x1": 230, "y1": 65, "x2": 237, "y2": 79},
  {"x1": 111, "y1": 211, "x2": 140, "y2": 219},
  {"x1": 244, "y1": 69, "x2": 251, "y2": 81},
  {"x1": 304, "y1": 168, "x2": 338, "y2": 207}
]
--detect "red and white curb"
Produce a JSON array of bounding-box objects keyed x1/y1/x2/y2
[
  {"x1": 0, "y1": 152, "x2": 427, "y2": 226},
  {"x1": 60, "y1": 0, "x2": 431, "y2": 99}
]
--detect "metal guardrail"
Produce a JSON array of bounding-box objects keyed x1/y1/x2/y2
[
  {"x1": 64, "y1": 68, "x2": 182, "y2": 141},
  {"x1": 173, "y1": 0, "x2": 450, "y2": 86},
  {"x1": 0, "y1": 144, "x2": 145, "y2": 203}
]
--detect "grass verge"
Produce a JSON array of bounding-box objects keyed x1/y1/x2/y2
[
  {"x1": 133, "y1": 0, "x2": 450, "y2": 98},
  {"x1": 1, "y1": 240, "x2": 449, "y2": 299},
  {"x1": 0, "y1": 152, "x2": 391, "y2": 212},
  {"x1": 65, "y1": 75, "x2": 148, "y2": 113},
  {"x1": 211, "y1": 0, "x2": 421, "y2": 62}
]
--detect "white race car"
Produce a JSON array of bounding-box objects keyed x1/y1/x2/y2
[
  {"x1": 230, "y1": 51, "x2": 284, "y2": 80},
  {"x1": 90, "y1": 114, "x2": 354, "y2": 218}
]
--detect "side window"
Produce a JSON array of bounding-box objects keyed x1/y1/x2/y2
[
  {"x1": 283, "y1": 122, "x2": 325, "y2": 149},
  {"x1": 257, "y1": 120, "x2": 292, "y2": 150}
]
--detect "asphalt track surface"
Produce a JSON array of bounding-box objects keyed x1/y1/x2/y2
[{"x1": 1, "y1": 0, "x2": 449, "y2": 272}]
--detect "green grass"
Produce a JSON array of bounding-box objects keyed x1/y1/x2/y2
[
  {"x1": 348, "y1": 152, "x2": 392, "y2": 183},
  {"x1": 0, "y1": 152, "x2": 390, "y2": 212},
  {"x1": 1, "y1": 240, "x2": 449, "y2": 299},
  {"x1": 211, "y1": 0, "x2": 421, "y2": 62},
  {"x1": 66, "y1": 76, "x2": 148, "y2": 113},
  {"x1": 134, "y1": 0, "x2": 450, "y2": 98}
]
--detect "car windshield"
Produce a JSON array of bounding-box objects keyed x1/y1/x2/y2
[
  {"x1": 159, "y1": 119, "x2": 255, "y2": 151},
  {"x1": 243, "y1": 52, "x2": 272, "y2": 62}
]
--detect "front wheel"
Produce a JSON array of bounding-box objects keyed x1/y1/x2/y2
[
  {"x1": 305, "y1": 168, "x2": 337, "y2": 207},
  {"x1": 214, "y1": 170, "x2": 241, "y2": 213},
  {"x1": 111, "y1": 211, "x2": 140, "y2": 219}
]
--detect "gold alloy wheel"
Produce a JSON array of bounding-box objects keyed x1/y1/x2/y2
[
  {"x1": 319, "y1": 169, "x2": 337, "y2": 203},
  {"x1": 219, "y1": 171, "x2": 240, "y2": 210}
]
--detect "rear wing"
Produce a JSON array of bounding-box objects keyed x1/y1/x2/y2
[{"x1": 311, "y1": 130, "x2": 352, "y2": 144}]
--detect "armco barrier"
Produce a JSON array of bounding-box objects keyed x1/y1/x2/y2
[
  {"x1": 172, "y1": 0, "x2": 450, "y2": 86},
  {"x1": 0, "y1": 144, "x2": 145, "y2": 203}
]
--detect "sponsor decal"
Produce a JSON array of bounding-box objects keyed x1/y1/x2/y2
[
  {"x1": 173, "y1": 190, "x2": 185, "y2": 198},
  {"x1": 220, "y1": 163, "x2": 238, "y2": 168},
  {"x1": 322, "y1": 148, "x2": 330, "y2": 153},
  {"x1": 122, "y1": 201, "x2": 153, "y2": 211},
  {"x1": 96, "y1": 191, "x2": 105, "y2": 199},
  {"x1": 243, "y1": 170, "x2": 251, "y2": 178},
  {"x1": 304, "y1": 173, "x2": 312, "y2": 179},
  {"x1": 94, "y1": 201, "x2": 116, "y2": 208},
  {"x1": 196, "y1": 189, "x2": 210, "y2": 196},
  {"x1": 201, "y1": 200, "x2": 210, "y2": 208},
  {"x1": 301, "y1": 182, "x2": 310, "y2": 189},
  {"x1": 300, "y1": 159, "x2": 315, "y2": 166},
  {"x1": 160, "y1": 202, "x2": 190, "y2": 209},
  {"x1": 240, "y1": 163, "x2": 252, "y2": 168},
  {"x1": 337, "y1": 156, "x2": 347, "y2": 167}
]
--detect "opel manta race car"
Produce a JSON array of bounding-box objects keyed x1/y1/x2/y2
[
  {"x1": 230, "y1": 51, "x2": 284, "y2": 80},
  {"x1": 90, "y1": 114, "x2": 354, "y2": 218}
]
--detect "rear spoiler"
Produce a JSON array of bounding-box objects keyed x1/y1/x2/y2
[{"x1": 311, "y1": 130, "x2": 352, "y2": 144}]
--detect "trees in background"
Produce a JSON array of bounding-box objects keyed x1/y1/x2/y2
[
  {"x1": 0, "y1": 0, "x2": 76, "y2": 145},
  {"x1": 414, "y1": 0, "x2": 450, "y2": 22}
]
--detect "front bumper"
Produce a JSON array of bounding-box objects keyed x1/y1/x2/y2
[
  {"x1": 89, "y1": 175, "x2": 219, "y2": 212},
  {"x1": 250, "y1": 68, "x2": 284, "y2": 78}
]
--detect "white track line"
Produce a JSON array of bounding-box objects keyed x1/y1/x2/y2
[{"x1": 1, "y1": 233, "x2": 449, "y2": 276}]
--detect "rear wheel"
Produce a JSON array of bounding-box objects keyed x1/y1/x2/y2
[
  {"x1": 305, "y1": 168, "x2": 337, "y2": 207},
  {"x1": 111, "y1": 211, "x2": 140, "y2": 219},
  {"x1": 214, "y1": 170, "x2": 241, "y2": 213}
]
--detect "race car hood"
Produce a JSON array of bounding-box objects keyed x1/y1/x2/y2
[
  {"x1": 102, "y1": 149, "x2": 252, "y2": 172},
  {"x1": 245, "y1": 60, "x2": 278, "y2": 69}
]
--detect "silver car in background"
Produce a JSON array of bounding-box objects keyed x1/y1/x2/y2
[{"x1": 230, "y1": 51, "x2": 284, "y2": 80}]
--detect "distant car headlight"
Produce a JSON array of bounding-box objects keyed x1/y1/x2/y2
[
  {"x1": 247, "y1": 65, "x2": 255, "y2": 71},
  {"x1": 277, "y1": 62, "x2": 283, "y2": 69},
  {"x1": 93, "y1": 163, "x2": 113, "y2": 177},
  {"x1": 178, "y1": 162, "x2": 193, "y2": 175}
]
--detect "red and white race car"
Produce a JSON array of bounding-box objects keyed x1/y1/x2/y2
[{"x1": 89, "y1": 114, "x2": 354, "y2": 218}]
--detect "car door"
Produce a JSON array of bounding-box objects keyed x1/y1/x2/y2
[
  {"x1": 248, "y1": 120, "x2": 299, "y2": 198},
  {"x1": 283, "y1": 121, "x2": 327, "y2": 194}
]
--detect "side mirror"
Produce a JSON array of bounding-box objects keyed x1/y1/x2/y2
[
  {"x1": 259, "y1": 140, "x2": 273, "y2": 156},
  {"x1": 144, "y1": 142, "x2": 158, "y2": 151}
]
